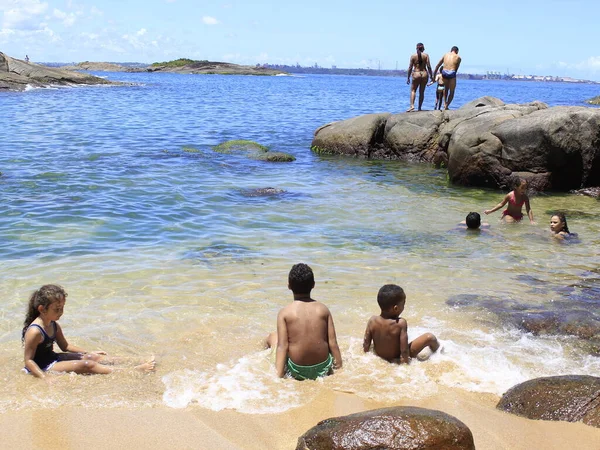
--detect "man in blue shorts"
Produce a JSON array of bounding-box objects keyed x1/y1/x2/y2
[{"x1": 433, "y1": 46, "x2": 461, "y2": 110}]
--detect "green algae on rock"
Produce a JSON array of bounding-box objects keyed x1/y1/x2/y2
[{"x1": 213, "y1": 140, "x2": 295, "y2": 162}]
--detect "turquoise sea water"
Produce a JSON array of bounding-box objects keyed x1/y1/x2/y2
[{"x1": 1, "y1": 74, "x2": 599, "y2": 412}]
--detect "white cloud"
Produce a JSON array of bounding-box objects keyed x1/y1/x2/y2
[
  {"x1": 202, "y1": 16, "x2": 219, "y2": 25},
  {"x1": 2, "y1": 0, "x2": 48, "y2": 30},
  {"x1": 137, "y1": 28, "x2": 146, "y2": 36},
  {"x1": 53, "y1": 8, "x2": 76, "y2": 26},
  {"x1": 90, "y1": 6, "x2": 103, "y2": 16}
]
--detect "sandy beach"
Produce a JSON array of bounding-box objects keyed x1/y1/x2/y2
[{"x1": 2, "y1": 388, "x2": 599, "y2": 449}]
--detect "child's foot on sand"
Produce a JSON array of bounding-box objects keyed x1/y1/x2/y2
[{"x1": 135, "y1": 356, "x2": 156, "y2": 372}]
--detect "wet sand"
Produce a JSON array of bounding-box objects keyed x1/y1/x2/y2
[{"x1": 2, "y1": 389, "x2": 599, "y2": 449}]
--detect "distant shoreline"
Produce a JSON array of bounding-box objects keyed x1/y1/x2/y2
[{"x1": 42, "y1": 61, "x2": 600, "y2": 84}]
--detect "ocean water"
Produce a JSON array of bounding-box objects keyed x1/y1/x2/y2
[{"x1": 1, "y1": 74, "x2": 599, "y2": 413}]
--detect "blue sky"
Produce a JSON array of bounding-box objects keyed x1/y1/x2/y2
[{"x1": 2, "y1": 0, "x2": 600, "y2": 80}]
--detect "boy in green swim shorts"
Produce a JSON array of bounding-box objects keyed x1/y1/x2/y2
[{"x1": 266, "y1": 263, "x2": 342, "y2": 380}]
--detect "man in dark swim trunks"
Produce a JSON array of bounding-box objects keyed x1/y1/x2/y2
[{"x1": 432, "y1": 46, "x2": 461, "y2": 110}]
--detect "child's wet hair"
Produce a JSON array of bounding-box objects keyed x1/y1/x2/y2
[
  {"x1": 552, "y1": 212, "x2": 570, "y2": 233},
  {"x1": 288, "y1": 263, "x2": 314, "y2": 294},
  {"x1": 465, "y1": 212, "x2": 481, "y2": 229},
  {"x1": 377, "y1": 284, "x2": 405, "y2": 310},
  {"x1": 22, "y1": 284, "x2": 67, "y2": 341}
]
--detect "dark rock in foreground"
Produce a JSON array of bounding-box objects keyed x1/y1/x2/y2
[
  {"x1": 296, "y1": 406, "x2": 475, "y2": 450},
  {"x1": 0, "y1": 52, "x2": 120, "y2": 91},
  {"x1": 497, "y1": 375, "x2": 600, "y2": 428},
  {"x1": 312, "y1": 97, "x2": 600, "y2": 192}
]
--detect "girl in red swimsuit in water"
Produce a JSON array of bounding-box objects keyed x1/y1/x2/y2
[{"x1": 484, "y1": 179, "x2": 535, "y2": 224}]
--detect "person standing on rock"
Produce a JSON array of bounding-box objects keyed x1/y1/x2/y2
[
  {"x1": 432, "y1": 46, "x2": 461, "y2": 110},
  {"x1": 406, "y1": 43, "x2": 433, "y2": 112},
  {"x1": 25, "y1": 55, "x2": 29, "y2": 63}
]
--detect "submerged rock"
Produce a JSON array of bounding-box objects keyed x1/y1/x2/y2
[
  {"x1": 0, "y1": 52, "x2": 119, "y2": 91},
  {"x1": 312, "y1": 97, "x2": 600, "y2": 192},
  {"x1": 446, "y1": 290, "x2": 600, "y2": 355},
  {"x1": 213, "y1": 140, "x2": 294, "y2": 162},
  {"x1": 239, "y1": 187, "x2": 286, "y2": 197},
  {"x1": 296, "y1": 406, "x2": 475, "y2": 450},
  {"x1": 497, "y1": 375, "x2": 600, "y2": 428}
]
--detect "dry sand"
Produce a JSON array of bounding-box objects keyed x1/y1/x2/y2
[{"x1": 1, "y1": 389, "x2": 599, "y2": 450}]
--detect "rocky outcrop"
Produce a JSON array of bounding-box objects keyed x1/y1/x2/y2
[
  {"x1": 312, "y1": 97, "x2": 600, "y2": 192},
  {"x1": 58, "y1": 61, "x2": 146, "y2": 72},
  {"x1": 148, "y1": 60, "x2": 286, "y2": 76},
  {"x1": 0, "y1": 52, "x2": 119, "y2": 91},
  {"x1": 296, "y1": 406, "x2": 475, "y2": 450},
  {"x1": 586, "y1": 95, "x2": 600, "y2": 105},
  {"x1": 497, "y1": 375, "x2": 600, "y2": 428}
]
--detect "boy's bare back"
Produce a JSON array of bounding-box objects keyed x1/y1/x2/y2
[
  {"x1": 278, "y1": 300, "x2": 334, "y2": 366},
  {"x1": 364, "y1": 315, "x2": 409, "y2": 363}
]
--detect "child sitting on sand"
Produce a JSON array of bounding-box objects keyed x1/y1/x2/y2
[
  {"x1": 266, "y1": 263, "x2": 342, "y2": 380},
  {"x1": 22, "y1": 284, "x2": 155, "y2": 380},
  {"x1": 363, "y1": 284, "x2": 440, "y2": 363},
  {"x1": 484, "y1": 178, "x2": 535, "y2": 224}
]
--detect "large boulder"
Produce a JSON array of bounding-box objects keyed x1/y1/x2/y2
[
  {"x1": 311, "y1": 113, "x2": 391, "y2": 158},
  {"x1": 0, "y1": 52, "x2": 119, "y2": 91},
  {"x1": 296, "y1": 406, "x2": 475, "y2": 450},
  {"x1": 497, "y1": 375, "x2": 600, "y2": 428},
  {"x1": 311, "y1": 98, "x2": 600, "y2": 192}
]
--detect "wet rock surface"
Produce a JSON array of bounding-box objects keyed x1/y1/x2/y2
[
  {"x1": 296, "y1": 406, "x2": 475, "y2": 450},
  {"x1": 497, "y1": 375, "x2": 600, "y2": 428},
  {"x1": 312, "y1": 97, "x2": 600, "y2": 192},
  {"x1": 447, "y1": 283, "x2": 600, "y2": 355}
]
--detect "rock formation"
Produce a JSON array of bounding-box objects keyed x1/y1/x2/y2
[
  {"x1": 312, "y1": 97, "x2": 600, "y2": 192},
  {"x1": 296, "y1": 406, "x2": 475, "y2": 450},
  {"x1": 497, "y1": 375, "x2": 600, "y2": 428},
  {"x1": 0, "y1": 52, "x2": 119, "y2": 91}
]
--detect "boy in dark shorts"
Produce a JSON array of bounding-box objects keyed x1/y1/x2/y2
[
  {"x1": 266, "y1": 263, "x2": 342, "y2": 380},
  {"x1": 363, "y1": 284, "x2": 440, "y2": 363}
]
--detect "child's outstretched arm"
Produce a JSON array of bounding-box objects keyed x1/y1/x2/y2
[
  {"x1": 327, "y1": 313, "x2": 343, "y2": 370},
  {"x1": 274, "y1": 310, "x2": 289, "y2": 378},
  {"x1": 23, "y1": 328, "x2": 47, "y2": 379},
  {"x1": 398, "y1": 318, "x2": 410, "y2": 364},
  {"x1": 362, "y1": 319, "x2": 373, "y2": 353},
  {"x1": 55, "y1": 323, "x2": 106, "y2": 355},
  {"x1": 484, "y1": 194, "x2": 509, "y2": 215}
]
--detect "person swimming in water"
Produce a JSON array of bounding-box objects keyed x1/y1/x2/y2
[
  {"x1": 550, "y1": 212, "x2": 576, "y2": 240},
  {"x1": 406, "y1": 43, "x2": 433, "y2": 112},
  {"x1": 484, "y1": 178, "x2": 536, "y2": 224}
]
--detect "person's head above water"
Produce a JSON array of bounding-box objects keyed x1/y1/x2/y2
[
  {"x1": 465, "y1": 212, "x2": 482, "y2": 229},
  {"x1": 377, "y1": 284, "x2": 406, "y2": 312},
  {"x1": 550, "y1": 213, "x2": 569, "y2": 234},
  {"x1": 288, "y1": 263, "x2": 315, "y2": 295},
  {"x1": 514, "y1": 178, "x2": 528, "y2": 194}
]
